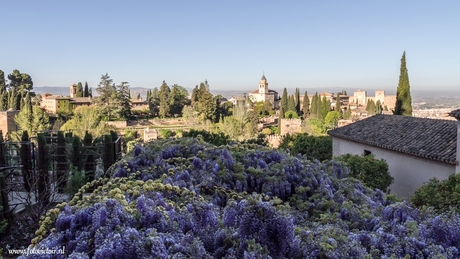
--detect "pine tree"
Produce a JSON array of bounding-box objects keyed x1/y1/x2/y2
[
  {"x1": 294, "y1": 88, "x2": 300, "y2": 113},
  {"x1": 76, "y1": 82, "x2": 84, "y2": 97},
  {"x1": 394, "y1": 51, "x2": 412, "y2": 116},
  {"x1": 281, "y1": 88, "x2": 288, "y2": 113},
  {"x1": 302, "y1": 91, "x2": 310, "y2": 119}
]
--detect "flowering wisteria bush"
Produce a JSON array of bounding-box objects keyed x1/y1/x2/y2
[{"x1": 21, "y1": 137, "x2": 460, "y2": 258}]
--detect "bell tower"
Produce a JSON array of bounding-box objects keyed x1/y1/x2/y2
[
  {"x1": 259, "y1": 74, "x2": 268, "y2": 94},
  {"x1": 70, "y1": 84, "x2": 77, "y2": 98}
]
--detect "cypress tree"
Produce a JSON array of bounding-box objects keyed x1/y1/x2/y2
[
  {"x1": 278, "y1": 105, "x2": 284, "y2": 135},
  {"x1": 84, "y1": 82, "x2": 89, "y2": 97},
  {"x1": 302, "y1": 91, "x2": 310, "y2": 119},
  {"x1": 287, "y1": 95, "x2": 296, "y2": 112},
  {"x1": 315, "y1": 93, "x2": 322, "y2": 119},
  {"x1": 56, "y1": 131, "x2": 68, "y2": 192},
  {"x1": 294, "y1": 88, "x2": 300, "y2": 113},
  {"x1": 20, "y1": 131, "x2": 32, "y2": 192},
  {"x1": 394, "y1": 51, "x2": 412, "y2": 116},
  {"x1": 376, "y1": 100, "x2": 382, "y2": 114},
  {"x1": 37, "y1": 133, "x2": 50, "y2": 207},
  {"x1": 320, "y1": 96, "x2": 329, "y2": 119},
  {"x1": 310, "y1": 93, "x2": 318, "y2": 119},
  {"x1": 76, "y1": 82, "x2": 84, "y2": 97},
  {"x1": 281, "y1": 88, "x2": 288, "y2": 113},
  {"x1": 88, "y1": 88, "x2": 93, "y2": 98}
]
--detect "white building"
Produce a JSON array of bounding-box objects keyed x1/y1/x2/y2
[
  {"x1": 248, "y1": 75, "x2": 279, "y2": 109},
  {"x1": 328, "y1": 113, "x2": 460, "y2": 199}
]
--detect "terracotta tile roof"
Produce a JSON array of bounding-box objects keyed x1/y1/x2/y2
[
  {"x1": 449, "y1": 109, "x2": 460, "y2": 120},
  {"x1": 328, "y1": 114, "x2": 457, "y2": 165}
]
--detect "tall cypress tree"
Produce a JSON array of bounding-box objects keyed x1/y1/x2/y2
[
  {"x1": 278, "y1": 105, "x2": 284, "y2": 135},
  {"x1": 302, "y1": 91, "x2": 310, "y2": 119},
  {"x1": 76, "y1": 82, "x2": 84, "y2": 97},
  {"x1": 0, "y1": 70, "x2": 6, "y2": 111},
  {"x1": 394, "y1": 51, "x2": 412, "y2": 116},
  {"x1": 281, "y1": 88, "x2": 288, "y2": 113},
  {"x1": 287, "y1": 95, "x2": 296, "y2": 112},
  {"x1": 310, "y1": 93, "x2": 318, "y2": 119},
  {"x1": 294, "y1": 88, "x2": 300, "y2": 113},
  {"x1": 315, "y1": 93, "x2": 322, "y2": 119},
  {"x1": 84, "y1": 82, "x2": 89, "y2": 97}
]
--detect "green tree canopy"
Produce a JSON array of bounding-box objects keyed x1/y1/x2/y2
[
  {"x1": 13, "y1": 105, "x2": 50, "y2": 140},
  {"x1": 60, "y1": 106, "x2": 112, "y2": 139}
]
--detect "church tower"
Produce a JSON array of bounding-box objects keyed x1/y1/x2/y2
[
  {"x1": 259, "y1": 75, "x2": 268, "y2": 94},
  {"x1": 70, "y1": 84, "x2": 77, "y2": 98}
]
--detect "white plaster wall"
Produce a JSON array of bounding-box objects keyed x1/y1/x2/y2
[{"x1": 332, "y1": 137, "x2": 455, "y2": 199}]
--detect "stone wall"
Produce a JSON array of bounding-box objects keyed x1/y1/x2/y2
[
  {"x1": 0, "y1": 110, "x2": 19, "y2": 138},
  {"x1": 280, "y1": 118, "x2": 302, "y2": 136}
]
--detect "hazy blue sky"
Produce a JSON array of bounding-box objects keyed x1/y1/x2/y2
[{"x1": 3, "y1": 1, "x2": 460, "y2": 93}]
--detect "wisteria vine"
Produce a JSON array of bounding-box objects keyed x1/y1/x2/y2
[{"x1": 20, "y1": 136, "x2": 460, "y2": 258}]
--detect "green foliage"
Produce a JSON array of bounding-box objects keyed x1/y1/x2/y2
[
  {"x1": 158, "y1": 129, "x2": 172, "y2": 139},
  {"x1": 270, "y1": 126, "x2": 279, "y2": 135},
  {"x1": 324, "y1": 111, "x2": 341, "y2": 129},
  {"x1": 158, "y1": 81, "x2": 171, "y2": 118},
  {"x1": 193, "y1": 81, "x2": 218, "y2": 122},
  {"x1": 394, "y1": 51, "x2": 412, "y2": 116},
  {"x1": 37, "y1": 133, "x2": 50, "y2": 207},
  {"x1": 76, "y1": 82, "x2": 84, "y2": 97},
  {"x1": 320, "y1": 96, "x2": 331, "y2": 120},
  {"x1": 295, "y1": 88, "x2": 300, "y2": 113},
  {"x1": 366, "y1": 99, "x2": 377, "y2": 115},
  {"x1": 281, "y1": 88, "x2": 288, "y2": 113},
  {"x1": 411, "y1": 173, "x2": 460, "y2": 213},
  {"x1": 261, "y1": 128, "x2": 272, "y2": 135},
  {"x1": 343, "y1": 105, "x2": 352, "y2": 120},
  {"x1": 285, "y1": 110, "x2": 299, "y2": 119},
  {"x1": 287, "y1": 95, "x2": 296, "y2": 112},
  {"x1": 279, "y1": 133, "x2": 332, "y2": 161},
  {"x1": 182, "y1": 129, "x2": 230, "y2": 146},
  {"x1": 66, "y1": 165, "x2": 87, "y2": 197},
  {"x1": 13, "y1": 105, "x2": 51, "y2": 140},
  {"x1": 84, "y1": 81, "x2": 89, "y2": 97},
  {"x1": 306, "y1": 118, "x2": 328, "y2": 136},
  {"x1": 302, "y1": 91, "x2": 310, "y2": 119},
  {"x1": 335, "y1": 154, "x2": 393, "y2": 192},
  {"x1": 60, "y1": 106, "x2": 112, "y2": 140}
]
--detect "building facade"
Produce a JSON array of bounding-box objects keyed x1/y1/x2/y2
[
  {"x1": 328, "y1": 114, "x2": 459, "y2": 199},
  {"x1": 248, "y1": 75, "x2": 279, "y2": 109}
]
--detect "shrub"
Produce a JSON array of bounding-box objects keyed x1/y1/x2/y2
[
  {"x1": 279, "y1": 133, "x2": 332, "y2": 161},
  {"x1": 66, "y1": 166, "x2": 87, "y2": 197},
  {"x1": 411, "y1": 173, "x2": 460, "y2": 213},
  {"x1": 335, "y1": 154, "x2": 393, "y2": 192},
  {"x1": 24, "y1": 138, "x2": 460, "y2": 259},
  {"x1": 261, "y1": 128, "x2": 272, "y2": 135},
  {"x1": 158, "y1": 129, "x2": 172, "y2": 139},
  {"x1": 182, "y1": 129, "x2": 230, "y2": 146}
]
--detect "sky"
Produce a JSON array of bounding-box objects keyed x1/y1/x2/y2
[{"x1": 2, "y1": 1, "x2": 460, "y2": 94}]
